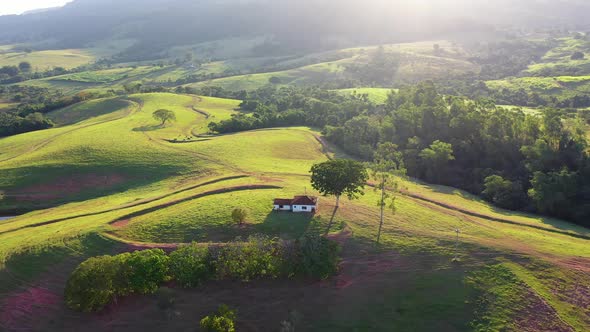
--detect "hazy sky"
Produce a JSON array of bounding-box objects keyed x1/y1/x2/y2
[{"x1": 0, "y1": 0, "x2": 73, "y2": 16}]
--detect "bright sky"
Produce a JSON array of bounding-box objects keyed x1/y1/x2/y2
[{"x1": 0, "y1": 0, "x2": 73, "y2": 16}]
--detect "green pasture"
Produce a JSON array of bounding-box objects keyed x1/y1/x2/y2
[
  {"x1": 0, "y1": 92, "x2": 589, "y2": 331},
  {"x1": 335, "y1": 88, "x2": 395, "y2": 104}
]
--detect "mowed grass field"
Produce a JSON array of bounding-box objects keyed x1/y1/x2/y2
[{"x1": 0, "y1": 91, "x2": 589, "y2": 331}]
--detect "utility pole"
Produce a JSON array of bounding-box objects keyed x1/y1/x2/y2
[{"x1": 454, "y1": 228, "x2": 461, "y2": 261}]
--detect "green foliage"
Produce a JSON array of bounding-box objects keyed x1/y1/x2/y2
[
  {"x1": 212, "y1": 235, "x2": 284, "y2": 281},
  {"x1": 296, "y1": 234, "x2": 340, "y2": 279},
  {"x1": 152, "y1": 109, "x2": 177, "y2": 125},
  {"x1": 18, "y1": 61, "x2": 32, "y2": 72},
  {"x1": 419, "y1": 140, "x2": 454, "y2": 183},
  {"x1": 482, "y1": 175, "x2": 526, "y2": 210},
  {"x1": 121, "y1": 249, "x2": 170, "y2": 294},
  {"x1": 231, "y1": 207, "x2": 248, "y2": 226},
  {"x1": 168, "y1": 245, "x2": 212, "y2": 287},
  {"x1": 65, "y1": 250, "x2": 169, "y2": 311},
  {"x1": 64, "y1": 255, "x2": 122, "y2": 312},
  {"x1": 200, "y1": 305, "x2": 236, "y2": 332},
  {"x1": 65, "y1": 234, "x2": 340, "y2": 311},
  {"x1": 528, "y1": 170, "x2": 579, "y2": 219},
  {"x1": 310, "y1": 159, "x2": 368, "y2": 206}
]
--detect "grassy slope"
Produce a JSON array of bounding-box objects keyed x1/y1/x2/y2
[
  {"x1": 524, "y1": 37, "x2": 590, "y2": 76},
  {"x1": 487, "y1": 37, "x2": 590, "y2": 102},
  {"x1": 187, "y1": 41, "x2": 479, "y2": 91},
  {"x1": 0, "y1": 51, "x2": 588, "y2": 329},
  {"x1": 335, "y1": 88, "x2": 395, "y2": 104}
]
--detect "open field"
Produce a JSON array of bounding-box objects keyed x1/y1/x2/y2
[
  {"x1": 0, "y1": 92, "x2": 589, "y2": 331},
  {"x1": 335, "y1": 88, "x2": 395, "y2": 104}
]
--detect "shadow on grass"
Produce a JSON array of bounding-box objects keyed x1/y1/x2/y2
[
  {"x1": 132, "y1": 124, "x2": 163, "y2": 132},
  {"x1": 0, "y1": 233, "x2": 121, "y2": 294},
  {"x1": 0, "y1": 163, "x2": 186, "y2": 217},
  {"x1": 164, "y1": 211, "x2": 343, "y2": 244}
]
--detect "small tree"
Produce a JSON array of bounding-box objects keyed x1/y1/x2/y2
[
  {"x1": 152, "y1": 109, "x2": 176, "y2": 126},
  {"x1": 200, "y1": 305, "x2": 236, "y2": 332},
  {"x1": 18, "y1": 61, "x2": 32, "y2": 72},
  {"x1": 231, "y1": 207, "x2": 248, "y2": 225},
  {"x1": 310, "y1": 159, "x2": 368, "y2": 208},
  {"x1": 571, "y1": 51, "x2": 585, "y2": 60},
  {"x1": 370, "y1": 143, "x2": 406, "y2": 244}
]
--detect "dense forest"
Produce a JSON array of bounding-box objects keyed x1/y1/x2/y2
[{"x1": 207, "y1": 83, "x2": 590, "y2": 226}]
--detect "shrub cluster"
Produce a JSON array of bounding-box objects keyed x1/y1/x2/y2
[
  {"x1": 200, "y1": 305, "x2": 237, "y2": 332},
  {"x1": 64, "y1": 249, "x2": 170, "y2": 312},
  {"x1": 65, "y1": 234, "x2": 339, "y2": 312}
]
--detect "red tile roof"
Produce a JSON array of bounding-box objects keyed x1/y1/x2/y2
[
  {"x1": 273, "y1": 198, "x2": 293, "y2": 205},
  {"x1": 274, "y1": 196, "x2": 318, "y2": 206},
  {"x1": 291, "y1": 196, "x2": 318, "y2": 206}
]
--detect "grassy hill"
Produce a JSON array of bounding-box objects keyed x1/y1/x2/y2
[
  {"x1": 186, "y1": 41, "x2": 479, "y2": 91},
  {"x1": 524, "y1": 37, "x2": 590, "y2": 76},
  {"x1": 486, "y1": 75, "x2": 590, "y2": 100},
  {"x1": 0, "y1": 92, "x2": 588, "y2": 331}
]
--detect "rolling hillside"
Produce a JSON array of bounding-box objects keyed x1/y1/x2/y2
[{"x1": 0, "y1": 93, "x2": 588, "y2": 331}]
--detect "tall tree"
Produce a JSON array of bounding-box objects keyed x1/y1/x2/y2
[
  {"x1": 419, "y1": 140, "x2": 455, "y2": 183},
  {"x1": 310, "y1": 159, "x2": 368, "y2": 208},
  {"x1": 371, "y1": 143, "x2": 406, "y2": 244}
]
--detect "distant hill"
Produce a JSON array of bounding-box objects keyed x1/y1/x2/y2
[{"x1": 0, "y1": 0, "x2": 589, "y2": 61}]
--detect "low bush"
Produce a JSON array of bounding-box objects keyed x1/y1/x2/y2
[
  {"x1": 121, "y1": 249, "x2": 170, "y2": 294},
  {"x1": 65, "y1": 249, "x2": 169, "y2": 311},
  {"x1": 296, "y1": 234, "x2": 340, "y2": 279},
  {"x1": 64, "y1": 255, "x2": 123, "y2": 312},
  {"x1": 169, "y1": 245, "x2": 212, "y2": 287},
  {"x1": 200, "y1": 305, "x2": 236, "y2": 332},
  {"x1": 212, "y1": 235, "x2": 284, "y2": 281}
]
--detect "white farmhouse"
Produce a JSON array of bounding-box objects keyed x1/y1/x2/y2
[{"x1": 273, "y1": 196, "x2": 318, "y2": 213}]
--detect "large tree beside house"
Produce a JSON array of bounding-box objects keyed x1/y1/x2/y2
[{"x1": 310, "y1": 159, "x2": 368, "y2": 207}]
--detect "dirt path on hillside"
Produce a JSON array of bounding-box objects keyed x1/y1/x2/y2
[
  {"x1": 401, "y1": 190, "x2": 590, "y2": 240},
  {"x1": 0, "y1": 175, "x2": 250, "y2": 236}
]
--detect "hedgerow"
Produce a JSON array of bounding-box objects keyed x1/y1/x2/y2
[{"x1": 65, "y1": 234, "x2": 339, "y2": 312}]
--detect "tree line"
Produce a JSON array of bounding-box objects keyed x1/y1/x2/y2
[{"x1": 207, "y1": 83, "x2": 590, "y2": 226}]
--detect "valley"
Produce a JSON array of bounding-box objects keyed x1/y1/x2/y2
[{"x1": 0, "y1": 1, "x2": 589, "y2": 331}]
